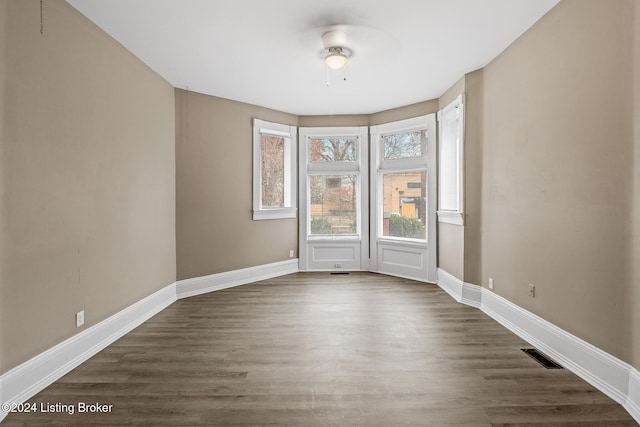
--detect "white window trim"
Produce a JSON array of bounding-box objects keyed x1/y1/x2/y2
[
  {"x1": 299, "y1": 126, "x2": 368, "y2": 241},
  {"x1": 252, "y1": 119, "x2": 297, "y2": 220},
  {"x1": 437, "y1": 210, "x2": 464, "y2": 225},
  {"x1": 370, "y1": 114, "x2": 434, "y2": 244},
  {"x1": 437, "y1": 94, "x2": 465, "y2": 226}
]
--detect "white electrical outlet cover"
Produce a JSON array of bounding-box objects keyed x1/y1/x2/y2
[{"x1": 76, "y1": 310, "x2": 85, "y2": 327}]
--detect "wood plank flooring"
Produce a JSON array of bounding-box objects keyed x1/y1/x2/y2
[{"x1": 4, "y1": 272, "x2": 637, "y2": 426}]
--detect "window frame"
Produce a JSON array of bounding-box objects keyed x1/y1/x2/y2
[
  {"x1": 371, "y1": 114, "x2": 433, "y2": 244},
  {"x1": 299, "y1": 126, "x2": 368, "y2": 241},
  {"x1": 437, "y1": 94, "x2": 465, "y2": 225},
  {"x1": 252, "y1": 118, "x2": 297, "y2": 220}
]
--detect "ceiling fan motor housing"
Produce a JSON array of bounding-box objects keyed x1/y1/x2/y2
[{"x1": 321, "y1": 29, "x2": 348, "y2": 50}]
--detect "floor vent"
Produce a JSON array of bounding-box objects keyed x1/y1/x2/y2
[
  {"x1": 330, "y1": 272, "x2": 350, "y2": 275},
  {"x1": 521, "y1": 348, "x2": 563, "y2": 369}
]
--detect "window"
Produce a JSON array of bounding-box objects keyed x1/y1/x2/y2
[
  {"x1": 252, "y1": 119, "x2": 297, "y2": 220},
  {"x1": 372, "y1": 115, "x2": 431, "y2": 243},
  {"x1": 300, "y1": 128, "x2": 367, "y2": 240},
  {"x1": 437, "y1": 95, "x2": 464, "y2": 225}
]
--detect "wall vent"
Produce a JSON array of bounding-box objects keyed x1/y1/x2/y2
[{"x1": 521, "y1": 348, "x2": 563, "y2": 369}]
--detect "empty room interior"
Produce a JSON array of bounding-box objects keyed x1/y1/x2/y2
[{"x1": 1, "y1": 0, "x2": 640, "y2": 425}]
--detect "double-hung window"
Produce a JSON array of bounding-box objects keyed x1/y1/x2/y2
[
  {"x1": 373, "y1": 117, "x2": 431, "y2": 242},
  {"x1": 437, "y1": 95, "x2": 464, "y2": 225},
  {"x1": 252, "y1": 119, "x2": 297, "y2": 220}
]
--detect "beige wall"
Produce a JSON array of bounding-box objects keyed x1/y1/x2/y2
[
  {"x1": 298, "y1": 100, "x2": 439, "y2": 129},
  {"x1": 462, "y1": 70, "x2": 484, "y2": 285},
  {"x1": 369, "y1": 100, "x2": 438, "y2": 126},
  {"x1": 480, "y1": 0, "x2": 635, "y2": 363},
  {"x1": 298, "y1": 115, "x2": 369, "y2": 127},
  {"x1": 438, "y1": 223, "x2": 464, "y2": 279},
  {"x1": 633, "y1": 0, "x2": 640, "y2": 369},
  {"x1": 0, "y1": 0, "x2": 176, "y2": 373},
  {"x1": 438, "y1": 77, "x2": 465, "y2": 110},
  {"x1": 175, "y1": 99, "x2": 439, "y2": 281},
  {"x1": 0, "y1": 0, "x2": 7, "y2": 375},
  {"x1": 175, "y1": 90, "x2": 298, "y2": 280},
  {"x1": 3, "y1": 0, "x2": 639, "y2": 382}
]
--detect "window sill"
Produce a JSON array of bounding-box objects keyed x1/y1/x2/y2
[
  {"x1": 437, "y1": 210, "x2": 464, "y2": 225},
  {"x1": 253, "y1": 208, "x2": 297, "y2": 221}
]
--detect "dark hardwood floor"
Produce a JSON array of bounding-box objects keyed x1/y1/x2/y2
[{"x1": 4, "y1": 272, "x2": 637, "y2": 426}]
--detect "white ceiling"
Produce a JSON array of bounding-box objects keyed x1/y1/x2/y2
[{"x1": 65, "y1": 0, "x2": 559, "y2": 115}]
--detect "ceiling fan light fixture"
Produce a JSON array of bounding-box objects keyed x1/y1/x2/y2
[{"x1": 325, "y1": 47, "x2": 347, "y2": 70}]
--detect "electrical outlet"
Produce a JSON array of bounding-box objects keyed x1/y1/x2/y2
[
  {"x1": 528, "y1": 284, "x2": 536, "y2": 298},
  {"x1": 289, "y1": 249, "x2": 294, "y2": 258},
  {"x1": 489, "y1": 277, "x2": 494, "y2": 290},
  {"x1": 75, "y1": 310, "x2": 85, "y2": 328}
]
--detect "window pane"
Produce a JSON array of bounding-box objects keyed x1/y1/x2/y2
[
  {"x1": 382, "y1": 171, "x2": 426, "y2": 240},
  {"x1": 261, "y1": 135, "x2": 284, "y2": 208},
  {"x1": 309, "y1": 137, "x2": 357, "y2": 162},
  {"x1": 440, "y1": 113, "x2": 460, "y2": 211},
  {"x1": 309, "y1": 175, "x2": 358, "y2": 236},
  {"x1": 382, "y1": 130, "x2": 426, "y2": 160}
]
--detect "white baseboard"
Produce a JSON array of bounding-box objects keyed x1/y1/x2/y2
[
  {"x1": 176, "y1": 259, "x2": 299, "y2": 299},
  {"x1": 436, "y1": 268, "x2": 481, "y2": 308},
  {"x1": 481, "y1": 289, "x2": 631, "y2": 404},
  {"x1": 0, "y1": 282, "x2": 177, "y2": 423},
  {"x1": 461, "y1": 282, "x2": 482, "y2": 308},
  {"x1": 437, "y1": 268, "x2": 640, "y2": 425},
  {"x1": 437, "y1": 268, "x2": 464, "y2": 301},
  {"x1": 625, "y1": 367, "x2": 640, "y2": 423},
  {"x1": 0, "y1": 259, "x2": 301, "y2": 423},
  {"x1": 3, "y1": 265, "x2": 637, "y2": 425}
]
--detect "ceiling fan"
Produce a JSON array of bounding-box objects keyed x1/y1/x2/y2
[{"x1": 321, "y1": 29, "x2": 352, "y2": 70}]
